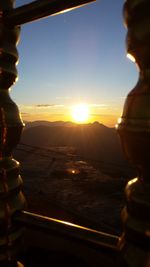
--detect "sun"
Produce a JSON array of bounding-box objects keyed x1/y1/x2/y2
[{"x1": 71, "y1": 103, "x2": 89, "y2": 123}]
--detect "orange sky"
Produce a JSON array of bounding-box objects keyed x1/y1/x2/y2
[{"x1": 20, "y1": 103, "x2": 121, "y2": 128}]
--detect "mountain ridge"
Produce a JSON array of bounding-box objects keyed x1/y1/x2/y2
[
  {"x1": 20, "y1": 120, "x2": 134, "y2": 177},
  {"x1": 24, "y1": 120, "x2": 110, "y2": 129}
]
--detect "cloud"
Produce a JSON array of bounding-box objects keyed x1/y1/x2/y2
[
  {"x1": 34, "y1": 104, "x2": 64, "y2": 108},
  {"x1": 91, "y1": 114, "x2": 118, "y2": 117},
  {"x1": 21, "y1": 112, "x2": 29, "y2": 115},
  {"x1": 35, "y1": 104, "x2": 55, "y2": 108}
]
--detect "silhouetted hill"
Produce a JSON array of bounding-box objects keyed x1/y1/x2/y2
[
  {"x1": 22, "y1": 122, "x2": 114, "y2": 150},
  {"x1": 20, "y1": 121, "x2": 133, "y2": 176},
  {"x1": 24, "y1": 120, "x2": 74, "y2": 129}
]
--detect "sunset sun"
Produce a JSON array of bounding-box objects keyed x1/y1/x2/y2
[{"x1": 71, "y1": 104, "x2": 89, "y2": 123}]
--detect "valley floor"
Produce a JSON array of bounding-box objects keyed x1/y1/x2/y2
[{"x1": 14, "y1": 143, "x2": 126, "y2": 235}]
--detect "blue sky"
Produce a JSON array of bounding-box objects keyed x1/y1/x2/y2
[{"x1": 12, "y1": 0, "x2": 138, "y2": 126}]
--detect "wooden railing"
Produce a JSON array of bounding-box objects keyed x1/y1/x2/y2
[{"x1": 0, "y1": 1, "x2": 149, "y2": 266}]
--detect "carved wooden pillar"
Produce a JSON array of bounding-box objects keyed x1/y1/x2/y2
[
  {"x1": 0, "y1": 1, "x2": 96, "y2": 266},
  {"x1": 117, "y1": 0, "x2": 150, "y2": 266},
  {"x1": 0, "y1": 1, "x2": 26, "y2": 266}
]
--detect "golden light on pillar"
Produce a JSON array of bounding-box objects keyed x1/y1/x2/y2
[
  {"x1": 127, "y1": 53, "x2": 136, "y2": 62},
  {"x1": 117, "y1": 0, "x2": 150, "y2": 266}
]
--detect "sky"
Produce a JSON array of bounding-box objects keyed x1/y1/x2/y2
[{"x1": 11, "y1": 0, "x2": 138, "y2": 127}]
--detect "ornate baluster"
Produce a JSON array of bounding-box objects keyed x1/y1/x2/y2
[
  {"x1": 0, "y1": 1, "x2": 26, "y2": 266},
  {"x1": 0, "y1": 1, "x2": 96, "y2": 266},
  {"x1": 117, "y1": 0, "x2": 150, "y2": 266}
]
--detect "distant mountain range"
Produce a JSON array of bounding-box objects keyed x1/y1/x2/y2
[
  {"x1": 19, "y1": 121, "x2": 135, "y2": 177},
  {"x1": 23, "y1": 120, "x2": 74, "y2": 129}
]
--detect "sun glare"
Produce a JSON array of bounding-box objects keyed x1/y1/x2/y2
[{"x1": 71, "y1": 103, "x2": 89, "y2": 123}]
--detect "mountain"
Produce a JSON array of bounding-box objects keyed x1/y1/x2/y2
[
  {"x1": 19, "y1": 121, "x2": 134, "y2": 177},
  {"x1": 24, "y1": 120, "x2": 75, "y2": 129},
  {"x1": 21, "y1": 121, "x2": 115, "y2": 151}
]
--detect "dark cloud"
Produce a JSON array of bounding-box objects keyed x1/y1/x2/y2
[{"x1": 35, "y1": 104, "x2": 55, "y2": 108}]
